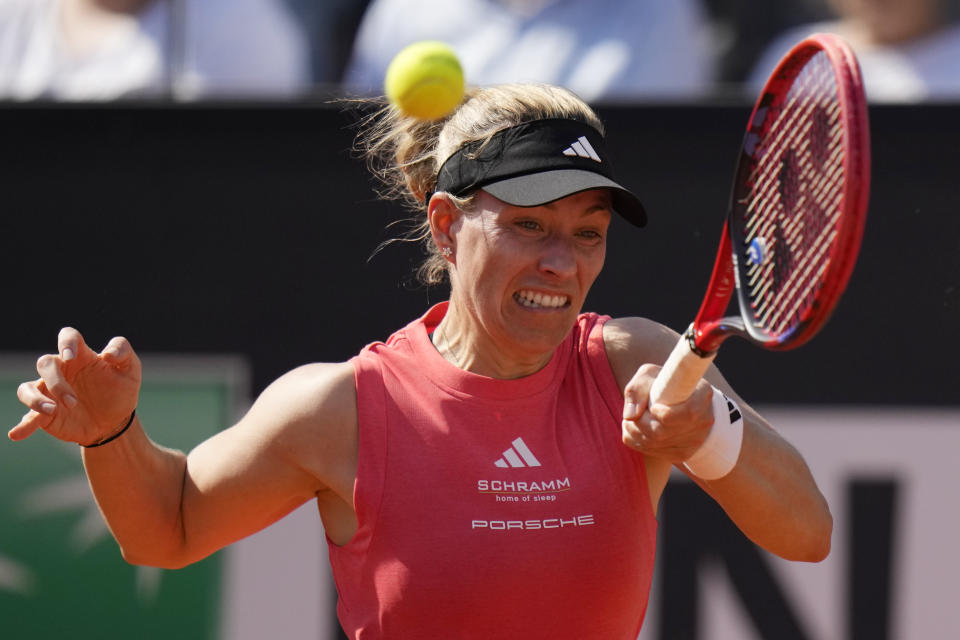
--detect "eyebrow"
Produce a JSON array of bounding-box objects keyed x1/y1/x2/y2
[
  {"x1": 579, "y1": 200, "x2": 614, "y2": 218},
  {"x1": 584, "y1": 203, "x2": 612, "y2": 215}
]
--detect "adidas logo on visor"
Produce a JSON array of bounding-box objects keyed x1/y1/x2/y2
[
  {"x1": 562, "y1": 136, "x2": 602, "y2": 163},
  {"x1": 494, "y1": 438, "x2": 542, "y2": 468}
]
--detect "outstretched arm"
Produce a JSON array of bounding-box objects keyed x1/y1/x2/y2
[
  {"x1": 605, "y1": 317, "x2": 832, "y2": 562},
  {"x1": 11, "y1": 328, "x2": 357, "y2": 568}
]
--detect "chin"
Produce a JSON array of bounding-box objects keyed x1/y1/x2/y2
[{"x1": 513, "y1": 310, "x2": 579, "y2": 347}]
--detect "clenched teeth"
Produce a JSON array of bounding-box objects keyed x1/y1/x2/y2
[{"x1": 514, "y1": 290, "x2": 570, "y2": 309}]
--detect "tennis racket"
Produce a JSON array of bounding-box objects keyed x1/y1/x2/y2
[{"x1": 650, "y1": 33, "x2": 870, "y2": 406}]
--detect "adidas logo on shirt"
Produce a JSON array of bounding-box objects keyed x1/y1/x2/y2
[
  {"x1": 494, "y1": 437, "x2": 542, "y2": 468},
  {"x1": 562, "y1": 136, "x2": 602, "y2": 163}
]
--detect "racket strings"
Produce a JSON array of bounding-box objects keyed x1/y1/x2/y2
[
  {"x1": 743, "y1": 97, "x2": 840, "y2": 268},
  {"x1": 743, "y1": 79, "x2": 835, "y2": 222},
  {"x1": 740, "y1": 51, "x2": 846, "y2": 337}
]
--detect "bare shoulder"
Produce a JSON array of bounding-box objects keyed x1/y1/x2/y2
[
  {"x1": 225, "y1": 360, "x2": 358, "y2": 494},
  {"x1": 260, "y1": 361, "x2": 357, "y2": 419},
  {"x1": 602, "y1": 317, "x2": 680, "y2": 389}
]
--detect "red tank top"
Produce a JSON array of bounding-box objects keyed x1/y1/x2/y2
[{"x1": 331, "y1": 303, "x2": 657, "y2": 639}]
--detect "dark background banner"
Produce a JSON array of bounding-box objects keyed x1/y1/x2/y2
[
  {"x1": 1, "y1": 103, "x2": 957, "y2": 404},
  {"x1": 1, "y1": 104, "x2": 957, "y2": 640}
]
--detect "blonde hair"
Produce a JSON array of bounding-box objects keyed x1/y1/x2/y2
[{"x1": 356, "y1": 83, "x2": 604, "y2": 285}]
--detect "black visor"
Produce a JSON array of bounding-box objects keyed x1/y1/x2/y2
[{"x1": 433, "y1": 118, "x2": 646, "y2": 226}]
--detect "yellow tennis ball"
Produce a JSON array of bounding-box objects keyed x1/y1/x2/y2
[{"x1": 385, "y1": 41, "x2": 465, "y2": 120}]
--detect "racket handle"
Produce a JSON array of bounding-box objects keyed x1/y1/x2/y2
[{"x1": 649, "y1": 327, "x2": 717, "y2": 406}]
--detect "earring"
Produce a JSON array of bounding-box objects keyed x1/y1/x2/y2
[{"x1": 440, "y1": 247, "x2": 453, "y2": 258}]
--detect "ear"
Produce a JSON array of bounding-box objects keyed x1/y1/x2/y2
[{"x1": 427, "y1": 193, "x2": 461, "y2": 252}]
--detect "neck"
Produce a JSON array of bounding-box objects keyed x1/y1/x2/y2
[{"x1": 433, "y1": 300, "x2": 554, "y2": 379}]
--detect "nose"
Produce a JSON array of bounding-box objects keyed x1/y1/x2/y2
[{"x1": 538, "y1": 235, "x2": 577, "y2": 279}]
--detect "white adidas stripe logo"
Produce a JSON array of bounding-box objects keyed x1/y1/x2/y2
[
  {"x1": 562, "y1": 136, "x2": 602, "y2": 163},
  {"x1": 494, "y1": 437, "x2": 542, "y2": 468}
]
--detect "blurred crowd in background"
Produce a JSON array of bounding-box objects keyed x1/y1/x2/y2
[{"x1": 0, "y1": 0, "x2": 958, "y2": 103}]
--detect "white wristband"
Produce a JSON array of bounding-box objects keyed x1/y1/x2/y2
[{"x1": 682, "y1": 387, "x2": 744, "y2": 480}]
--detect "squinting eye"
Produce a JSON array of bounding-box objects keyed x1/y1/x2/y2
[{"x1": 517, "y1": 220, "x2": 541, "y2": 230}]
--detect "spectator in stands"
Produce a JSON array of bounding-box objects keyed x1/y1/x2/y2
[
  {"x1": 748, "y1": 0, "x2": 960, "y2": 102},
  {"x1": 342, "y1": 0, "x2": 716, "y2": 103},
  {"x1": 280, "y1": 0, "x2": 371, "y2": 91},
  {"x1": 0, "y1": 0, "x2": 310, "y2": 100},
  {"x1": 700, "y1": 0, "x2": 829, "y2": 87}
]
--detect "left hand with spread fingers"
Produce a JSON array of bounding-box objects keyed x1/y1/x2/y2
[{"x1": 9, "y1": 327, "x2": 141, "y2": 447}]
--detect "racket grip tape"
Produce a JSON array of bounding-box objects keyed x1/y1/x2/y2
[{"x1": 649, "y1": 325, "x2": 717, "y2": 406}]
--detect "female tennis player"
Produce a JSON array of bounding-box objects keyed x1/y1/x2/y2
[{"x1": 10, "y1": 83, "x2": 831, "y2": 639}]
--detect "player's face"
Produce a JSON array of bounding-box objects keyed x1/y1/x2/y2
[{"x1": 449, "y1": 188, "x2": 612, "y2": 360}]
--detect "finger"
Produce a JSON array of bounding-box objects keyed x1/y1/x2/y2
[
  {"x1": 621, "y1": 416, "x2": 700, "y2": 461},
  {"x1": 17, "y1": 380, "x2": 58, "y2": 415},
  {"x1": 622, "y1": 411, "x2": 664, "y2": 447},
  {"x1": 621, "y1": 417, "x2": 644, "y2": 449},
  {"x1": 649, "y1": 382, "x2": 713, "y2": 427},
  {"x1": 621, "y1": 405, "x2": 649, "y2": 448},
  {"x1": 623, "y1": 424, "x2": 670, "y2": 453},
  {"x1": 35, "y1": 354, "x2": 78, "y2": 407},
  {"x1": 622, "y1": 363, "x2": 658, "y2": 420},
  {"x1": 100, "y1": 336, "x2": 133, "y2": 366},
  {"x1": 622, "y1": 402, "x2": 655, "y2": 447},
  {"x1": 8, "y1": 410, "x2": 49, "y2": 442},
  {"x1": 57, "y1": 326, "x2": 91, "y2": 363}
]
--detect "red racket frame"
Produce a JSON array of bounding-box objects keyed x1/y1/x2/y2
[{"x1": 688, "y1": 33, "x2": 870, "y2": 356}]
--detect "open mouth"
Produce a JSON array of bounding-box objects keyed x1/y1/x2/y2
[{"x1": 514, "y1": 290, "x2": 571, "y2": 310}]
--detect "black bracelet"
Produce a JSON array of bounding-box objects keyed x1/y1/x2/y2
[{"x1": 83, "y1": 410, "x2": 136, "y2": 448}]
